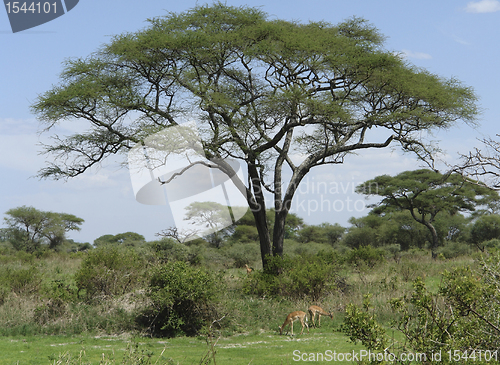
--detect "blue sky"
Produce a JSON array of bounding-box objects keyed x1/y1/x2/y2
[{"x1": 1, "y1": 0, "x2": 499, "y2": 244}]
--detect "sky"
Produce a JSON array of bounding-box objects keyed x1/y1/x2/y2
[{"x1": 1, "y1": 0, "x2": 499, "y2": 244}]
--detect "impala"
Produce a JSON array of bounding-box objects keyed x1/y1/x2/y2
[
  {"x1": 244, "y1": 264, "x2": 253, "y2": 274},
  {"x1": 279, "y1": 311, "x2": 309, "y2": 336},
  {"x1": 308, "y1": 305, "x2": 333, "y2": 328}
]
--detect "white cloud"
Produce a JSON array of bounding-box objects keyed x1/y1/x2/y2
[
  {"x1": 466, "y1": 0, "x2": 500, "y2": 13},
  {"x1": 401, "y1": 49, "x2": 433, "y2": 60}
]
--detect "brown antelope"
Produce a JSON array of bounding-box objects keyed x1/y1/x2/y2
[
  {"x1": 244, "y1": 264, "x2": 253, "y2": 274},
  {"x1": 308, "y1": 305, "x2": 333, "y2": 328},
  {"x1": 279, "y1": 311, "x2": 309, "y2": 336}
]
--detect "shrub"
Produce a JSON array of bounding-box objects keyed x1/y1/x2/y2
[
  {"x1": 470, "y1": 214, "x2": 500, "y2": 249},
  {"x1": 74, "y1": 247, "x2": 144, "y2": 302},
  {"x1": 222, "y1": 242, "x2": 260, "y2": 268},
  {"x1": 150, "y1": 238, "x2": 192, "y2": 263},
  {"x1": 0, "y1": 264, "x2": 41, "y2": 295},
  {"x1": 435, "y1": 241, "x2": 472, "y2": 259},
  {"x1": 231, "y1": 225, "x2": 259, "y2": 243},
  {"x1": 343, "y1": 246, "x2": 386, "y2": 268},
  {"x1": 243, "y1": 254, "x2": 337, "y2": 301},
  {"x1": 146, "y1": 261, "x2": 223, "y2": 337}
]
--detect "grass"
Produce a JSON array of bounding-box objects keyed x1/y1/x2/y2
[
  {"x1": 0, "y1": 242, "x2": 486, "y2": 364},
  {"x1": 0, "y1": 328, "x2": 365, "y2": 365}
]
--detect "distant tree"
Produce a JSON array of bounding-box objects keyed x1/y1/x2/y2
[
  {"x1": 32, "y1": 4, "x2": 479, "y2": 271},
  {"x1": 183, "y1": 202, "x2": 233, "y2": 248},
  {"x1": 93, "y1": 232, "x2": 146, "y2": 247},
  {"x1": 356, "y1": 169, "x2": 498, "y2": 256},
  {"x1": 470, "y1": 214, "x2": 500, "y2": 251},
  {"x1": 297, "y1": 222, "x2": 345, "y2": 245},
  {"x1": 3, "y1": 206, "x2": 84, "y2": 252}
]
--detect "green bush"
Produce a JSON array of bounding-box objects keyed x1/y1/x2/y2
[
  {"x1": 146, "y1": 261, "x2": 223, "y2": 337},
  {"x1": 243, "y1": 254, "x2": 337, "y2": 301},
  {"x1": 435, "y1": 241, "x2": 472, "y2": 259},
  {"x1": 0, "y1": 264, "x2": 41, "y2": 295},
  {"x1": 343, "y1": 246, "x2": 386, "y2": 268},
  {"x1": 222, "y1": 242, "x2": 260, "y2": 268},
  {"x1": 150, "y1": 238, "x2": 192, "y2": 263},
  {"x1": 74, "y1": 247, "x2": 144, "y2": 302}
]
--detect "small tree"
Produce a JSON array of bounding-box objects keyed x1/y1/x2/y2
[
  {"x1": 356, "y1": 169, "x2": 498, "y2": 256},
  {"x1": 3, "y1": 206, "x2": 84, "y2": 252}
]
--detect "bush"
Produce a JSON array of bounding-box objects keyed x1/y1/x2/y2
[
  {"x1": 146, "y1": 261, "x2": 223, "y2": 337},
  {"x1": 435, "y1": 241, "x2": 472, "y2": 259},
  {"x1": 0, "y1": 264, "x2": 41, "y2": 295},
  {"x1": 343, "y1": 246, "x2": 386, "y2": 268},
  {"x1": 222, "y1": 242, "x2": 260, "y2": 268},
  {"x1": 74, "y1": 247, "x2": 144, "y2": 302},
  {"x1": 243, "y1": 254, "x2": 337, "y2": 301},
  {"x1": 231, "y1": 225, "x2": 259, "y2": 243},
  {"x1": 150, "y1": 238, "x2": 192, "y2": 263}
]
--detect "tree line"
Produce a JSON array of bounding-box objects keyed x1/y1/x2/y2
[{"x1": 3, "y1": 168, "x2": 500, "y2": 256}]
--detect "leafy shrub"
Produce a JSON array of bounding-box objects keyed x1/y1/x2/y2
[
  {"x1": 74, "y1": 247, "x2": 144, "y2": 302},
  {"x1": 231, "y1": 225, "x2": 259, "y2": 243},
  {"x1": 222, "y1": 242, "x2": 260, "y2": 268},
  {"x1": 435, "y1": 241, "x2": 472, "y2": 259},
  {"x1": 150, "y1": 238, "x2": 192, "y2": 263},
  {"x1": 0, "y1": 265, "x2": 41, "y2": 295},
  {"x1": 243, "y1": 254, "x2": 337, "y2": 301},
  {"x1": 343, "y1": 246, "x2": 386, "y2": 268},
  {"x1": 470, "y1": 214, "x2": 500, "y2": 248},
  {"x1": 146, "y1": 261, "x2": 223, "y2": 337}
]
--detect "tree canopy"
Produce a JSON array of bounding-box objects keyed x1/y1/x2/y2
[
  {"x1": 356, "y1": 169, "x2": 499, "y2": 255},
  {"x1": 3, "y1": 206, "x2": 84, "y2": 252},
  {"x1": 32, "y1": 3, "x2": 479, "y2": 271}
]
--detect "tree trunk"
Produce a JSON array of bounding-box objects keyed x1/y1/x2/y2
[
  {"x1": 424, "y1": 221, "x2": 439, "y2": 258},
  {"x1": 252, "y1": 207, "x2": 272, "y2": 270}
]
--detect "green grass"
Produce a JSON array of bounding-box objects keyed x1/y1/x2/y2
[
  {"x1": 0, "y1": 243, "x2": 486, "y2": 364},
  {"x1": 0, "y1": 330, "x2": 365, "y2": 365}
]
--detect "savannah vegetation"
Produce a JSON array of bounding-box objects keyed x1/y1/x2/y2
[{"x1": 2, "y1": 191, "x2": 500, "y2": 363}]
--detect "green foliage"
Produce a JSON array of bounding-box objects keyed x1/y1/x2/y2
[
  {"x1": 150, "y1": 238, "x2": 193, "y2": 263},
  {"x1": 343, "y1": 246, "x2": 386, "y2": 268},
  {"x1": 357, "y1": 170, "x2": 499, "y2": 253},
  {"x1": 231, "y1": 225, "x2": 259, "y2": 243},
  {"x1": 0, "y1": 264, "x2": 41, "y2": 295},
  {"x1": 74, "y1": 247, "x2": 144, "y2": 302},
  {"x1": 94, "y1": 232, "x2": 146, "y2": 247},
  {"x1": 344, "y1": 253, "x2": 500, "y2": 363},
  {"x1": 147, "y1": 261, "x2": 223, "y2": 337},
  {"x1": 222, "y1": 242, "x2": 260, "y2": 268},
  {"x1": 470, "y1": 214, "x2": 500, "y2": 249},
  {"x1": 3, "y1": 206, "x2": 84, "y2": 252},
  {"x1": 243, "y1": 254, "x2": 337, "y2": 301},
  {"x1": 435, "y1": 241, "x2": 472, "y2": 259},
  {"x1": 297, "y1": 223, "x2": 345, "y2": 245},
  {"x1": 341, "y1": 295, "x2": 387, "y2": 352}
]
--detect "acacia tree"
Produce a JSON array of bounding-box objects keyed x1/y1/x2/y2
[
  {"x1": 356, "y1": 169, "x2": 498, "y2": 256},
  {"x1": 4, "y1": 206, "x2": 84, "y2": 251},
  {"x1": 32, "y1": 4, "x2": 478, "y2": 271}
]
